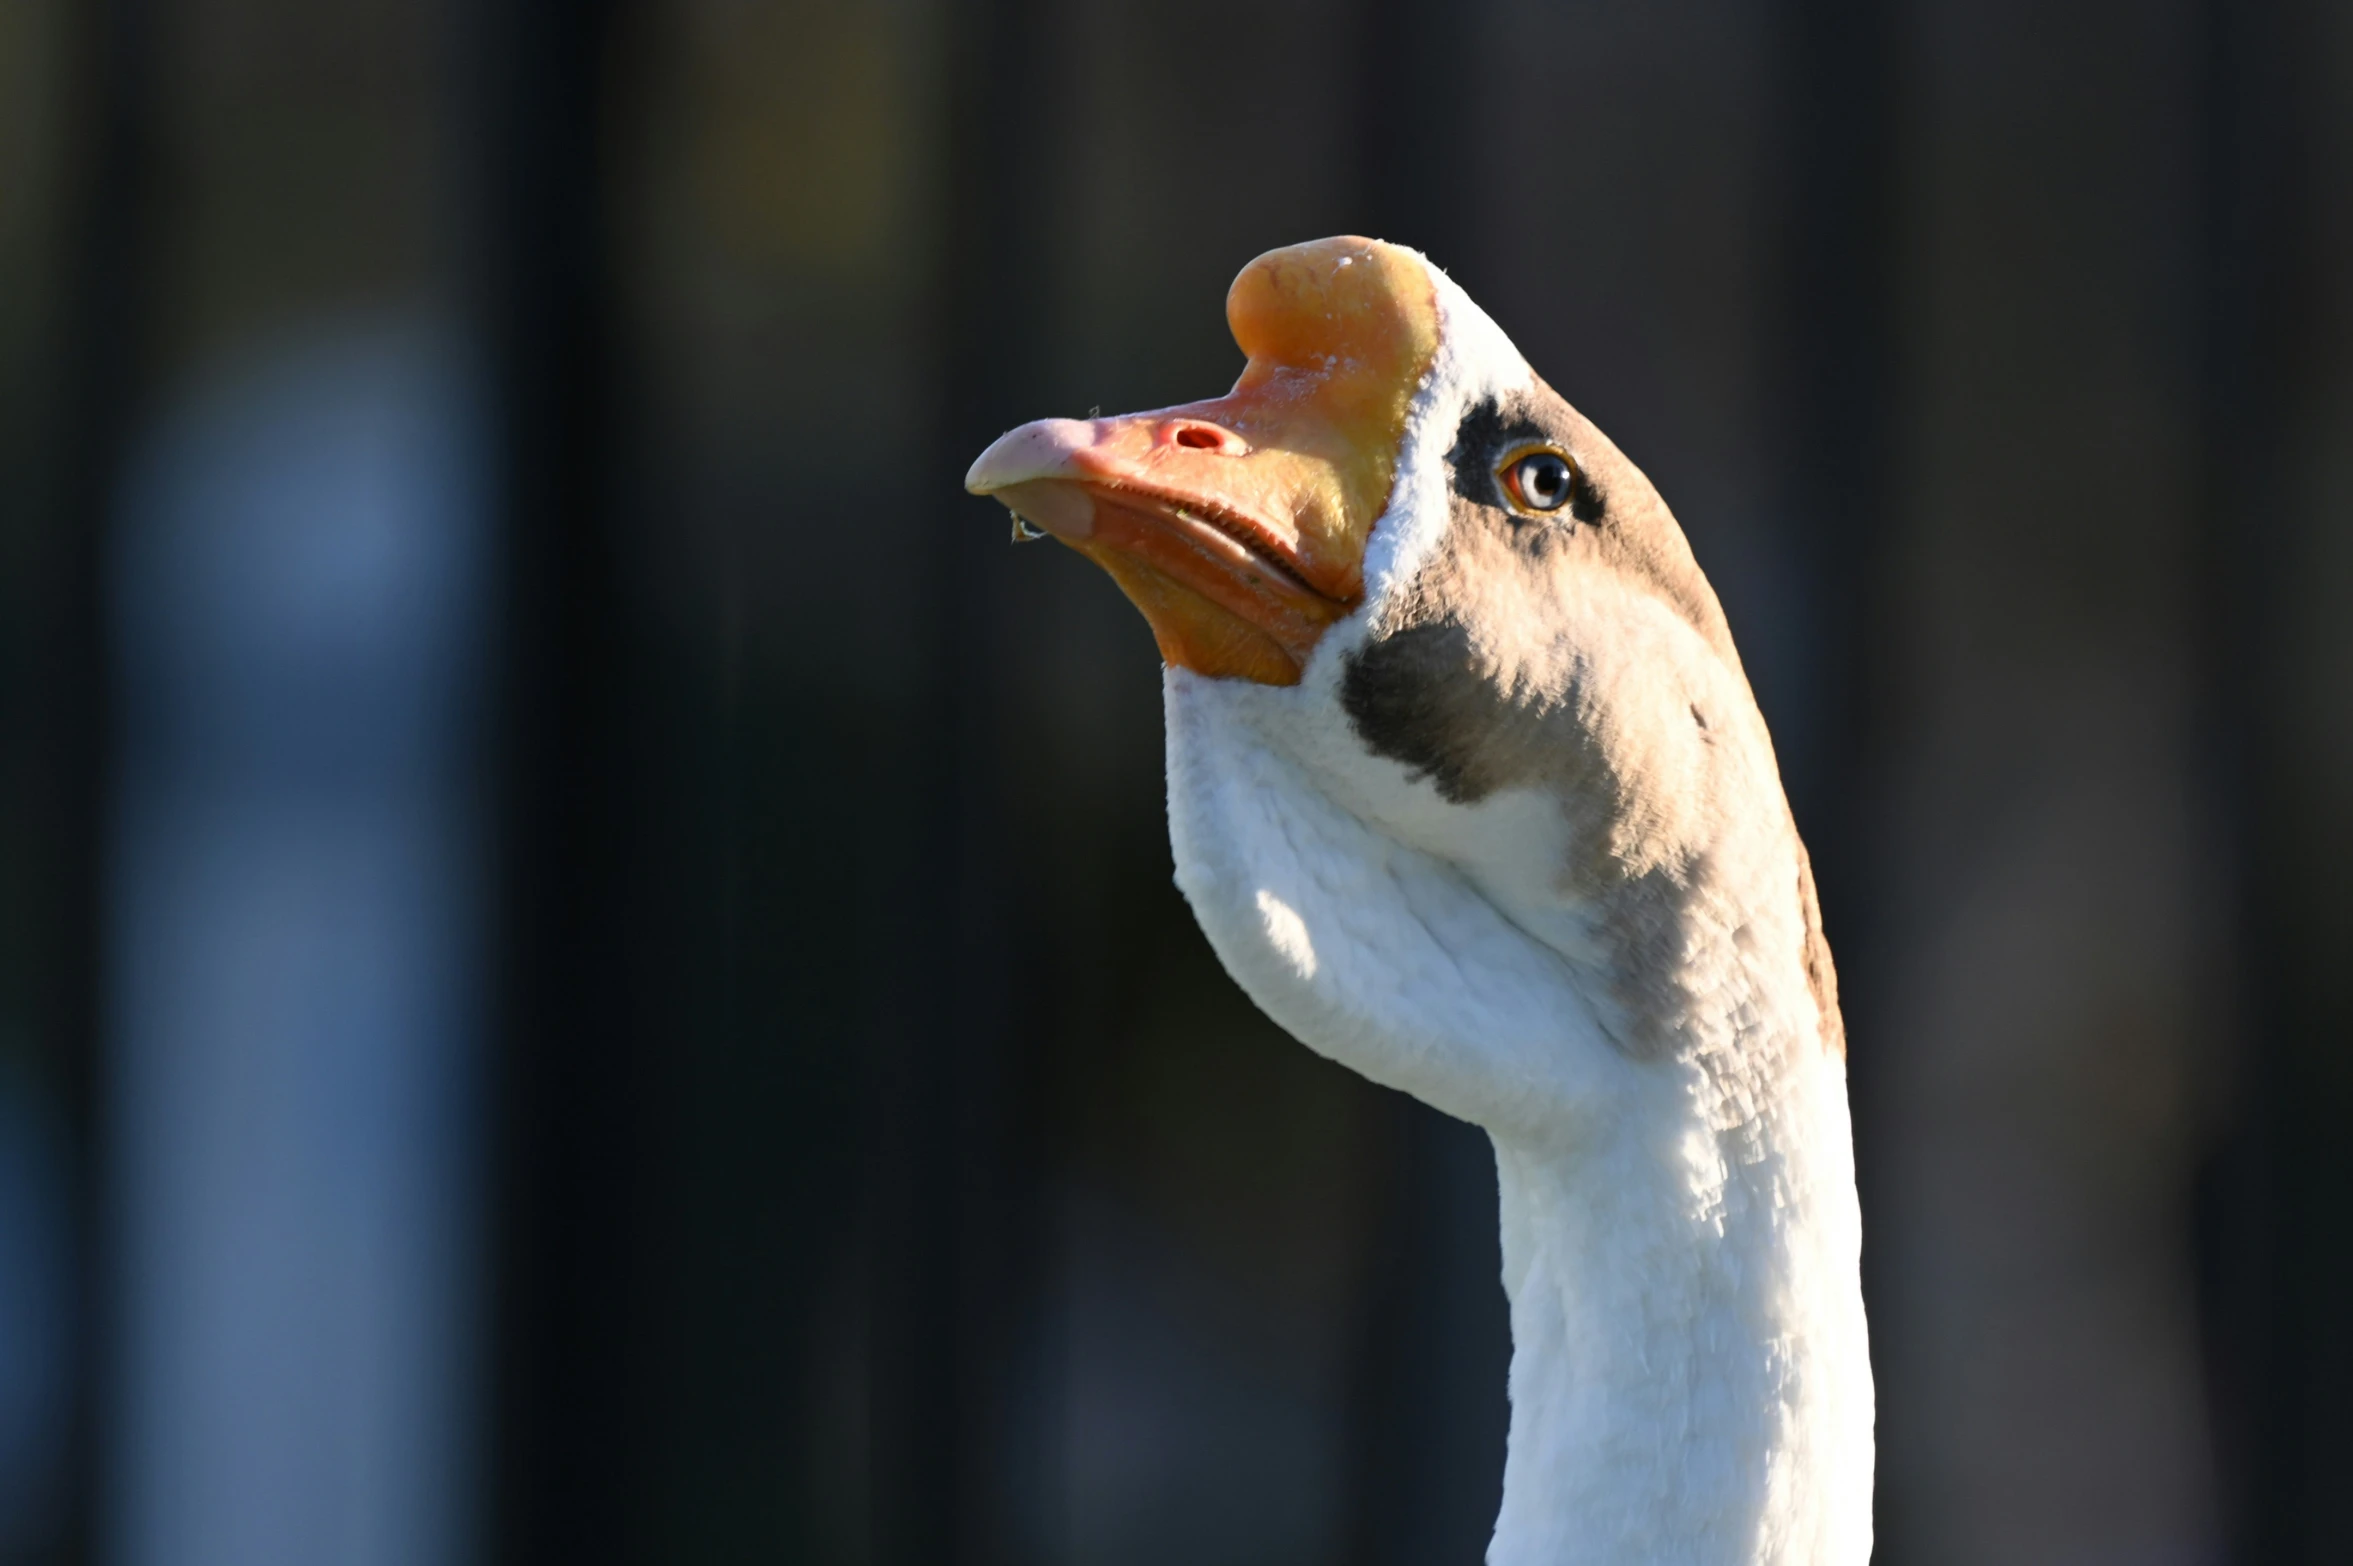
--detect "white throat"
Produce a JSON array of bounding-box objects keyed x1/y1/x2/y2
[{"x1": 1162, "y1": 670, "x2": 1875, "y2": 1566}]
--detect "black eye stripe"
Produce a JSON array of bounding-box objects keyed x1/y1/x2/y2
[
  {"x1": 1446, "y1": 397, "x2": 1549, "y2": 503},
  {"x1": 1446, "y1": 395, "x2": 1604, "y2": 522}
]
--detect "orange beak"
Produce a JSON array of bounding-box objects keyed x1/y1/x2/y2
[{"x1": 966, "y1": 237, "x2": 1441, "y2": 685}]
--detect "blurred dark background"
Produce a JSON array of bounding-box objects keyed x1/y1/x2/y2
[{"x1": 0, "y1": 0, "x2": 2347, "y2": 1562}]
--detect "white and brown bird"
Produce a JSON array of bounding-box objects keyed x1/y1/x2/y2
[{"x1": 968, "y1": 237, "x2": 1872, "y2": 1566}]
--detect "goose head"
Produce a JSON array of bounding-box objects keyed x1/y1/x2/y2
[{"x1": 969, "y1": 237, "x2": 1837, "y2": 1093}]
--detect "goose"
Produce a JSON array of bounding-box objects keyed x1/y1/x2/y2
[{"x1": 967, "y1": 237, "x2": 1872, "y2": 1566}]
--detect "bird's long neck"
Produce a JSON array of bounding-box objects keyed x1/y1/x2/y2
[
  {"x1": 1478, "y1": 782, "x2": 1874, "y2": 1565},
  {"x1": 1485, "y1": 1016, "x2": 1872, "y2": 1566},
  {"x1": 1161, "y1": 672, "x2": 1873, "y2": 1565}
]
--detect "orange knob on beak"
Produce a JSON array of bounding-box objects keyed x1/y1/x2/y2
[{"x1": 966, "y1": 236, "x2": 1441, "y2": 685}]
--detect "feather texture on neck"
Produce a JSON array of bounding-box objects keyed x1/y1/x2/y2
[{"x1": 1165, "y1": 666, "x2": 1872, "y2": 1565}]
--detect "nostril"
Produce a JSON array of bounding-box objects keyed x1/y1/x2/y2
[{"x1": 1166, "y1": 420, "x2": 1244, "y2": 454}]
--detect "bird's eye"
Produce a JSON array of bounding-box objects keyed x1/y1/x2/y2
[{"x1": 1501, "y1": 449, "x2": 1577, "y2": 514}]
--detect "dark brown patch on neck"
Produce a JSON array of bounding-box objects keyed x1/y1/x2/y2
[
  {"x1": 1796, "y1": 843, "x2": 1845, "y2": 1058},
  {"x1": 1337, "y1": 619, "x2": 1494, "y2": 804}
]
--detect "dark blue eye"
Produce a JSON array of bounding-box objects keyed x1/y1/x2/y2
[{"x1": 1504, "y1": 450, "x2": 1575, "y2": 513}]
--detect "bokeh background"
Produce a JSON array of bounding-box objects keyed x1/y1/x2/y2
[{"x1": 1, "y1": 0, "x2": 2349, "y2": 1562}]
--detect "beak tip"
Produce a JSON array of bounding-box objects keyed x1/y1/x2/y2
[
  {"x1": 966, "y1": 417, "x2": 1097, "y2": 495},
  {"x1": 962, "y1": 440, "x2": 1008, "y2": 496}
]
